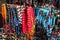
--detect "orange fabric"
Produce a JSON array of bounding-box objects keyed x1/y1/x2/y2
[{"x1": 2, "y1": 4, "x2": 7, "y2": 20}]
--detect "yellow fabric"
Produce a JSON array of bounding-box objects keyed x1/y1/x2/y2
[
  {"x1": 32, "y1": 24, "x2": 35, "y2": 34},
  {"x1": 30, "y1": 16, "x2": 35, "y2": 35},
  {"x1": 31, "y1": 25, "x2": 35, "y2": 35}
]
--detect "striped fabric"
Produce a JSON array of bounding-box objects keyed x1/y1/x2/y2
[{"x1": 16, "y1": 5, "x2": 23, "y2": 24}]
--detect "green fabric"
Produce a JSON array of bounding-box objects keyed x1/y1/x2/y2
[
  {"x1": 58, "y1": 37, "x2": 60, "y2": 40},
  {"x1": 52, "y1": 9, "x2": 57, "y2": 14}
]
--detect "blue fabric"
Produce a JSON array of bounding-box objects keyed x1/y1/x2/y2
[
  {"x1": 35, "y1": 8, "x2": 50, "y2": 16},
  {"x1": 51, "y1": 37, "x2": 57, "y2": 40},
  {"x1": 8, "y1": 6, "x2": 20, "y2": 35},
  {"x1": 14, "y1": 16, "x2": 19, "y2": 26},
  {"x1": 48, "y1": 37, "x2": 50, "y2": 40},
  {"x1": 39, "y1": 8, "x2": 50, "y2": 16},
  {"x1": 48, "y1": 16, "x2": 53, "y2": 26},
  {"x1": 36, "y1": 12, "x2": 43, "y2": 23},
  {"x1": 51, "y1": 37, "x2": 55, "y2": 40},
  {"x1": 15, "y1": 26, "x2": 19, "y2": 36},
  {"x1": 42, "y1": 16, "x2": 45, "y2": 25},
  {"x1": 35, "y1": 8, "x2": 39, "y2": 16},
  {"x1": 9, "y1": 22, "x2": 14, "y2": 29},
  {"x1": 36, "y1": 8, "x2": 50, "y2": 24},
  {"x1": 8, "y1": 6, "x2": 16, "y2": 29},
  {"x1": 47, "y1": 28, "x2": 53, "y2": 36},
  {"x1": 58, "y1": 0, "x2": 60, "y2": 6},
  {"x1": 43, "y1": 20, "x2": 49, "y2": 29}
]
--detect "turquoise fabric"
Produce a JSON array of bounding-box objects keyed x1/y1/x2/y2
[
  {"x1": 53, "y1": 16, "x2": 57, "y2": 25},
  {"x1": 58, "y1": 37, "x2": 60, "y2": 40},
  {"x1": 39, "y1": 8, "x2": 50, "y2": 16},
  {"x1": 43, "y1": 20, "x2": 49, "y2": 29},
  {"x1": 47, "y1": 28, "x2": 53, "y2": 36},
  {"x1": 36, "y1": 12, "x2": 43, "y2": 23},
  {"x1": 48, "y1": 16, "x2": 53, "y2": 26},
  {"x1": 51, "y1": 37, "x2": 56, "y2": 40}
]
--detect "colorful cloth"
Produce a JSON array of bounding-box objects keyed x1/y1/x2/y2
[
  {"x1": 36, "y1": 12, "x2": 43, "y2": 23},
  {"x1": 27, "y1": 6, "x2": 35, "y2": 35},
  {"x1": 39, "y1": 8, "x2": 50, "y2": 16}
]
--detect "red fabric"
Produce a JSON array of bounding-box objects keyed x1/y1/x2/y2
[
  {"x1": 22, "y1": 6, "x2": 35, "y2": 35},
  {"x1": 22, "y1": 6, "x2": 35, "y2": 40},
  {"x1": 27, "y1": 6, "x2": 34, "y2": 35},
  {"x1": 30, "y1": 37, "x2": 32, "y2": 40},
  {"x1": 22, "y1": 8, "x2": 27, "y2": 34}
]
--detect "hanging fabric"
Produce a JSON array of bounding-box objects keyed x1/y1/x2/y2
[
  {"x1": 13, "y1": 6, "x2": 20, "y2": 36},
  {"x1": 2, "y1": 4, "x2": 8, "y2": 32},
  {"x1": 4, "y1": 4, "x2": 14, "y2": 38},
  {"x1": 27, "y1": 6, "x2": 35, "y2": 40},
  {"x1": 22, "y1": 7, "x2": 27, "y2": 34},
  {"x1": 35, "y1": 8, "x2": 39, "y2": 16},
  {"x1": 2, "y1": 4, "x2": 7, "y2": 22},
  {"x1": 16, "y1": 5, "x2": 22, "y2": 24},
  {"x1": 27, "y1": 6, "x2": 35, "y2": 35}
]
